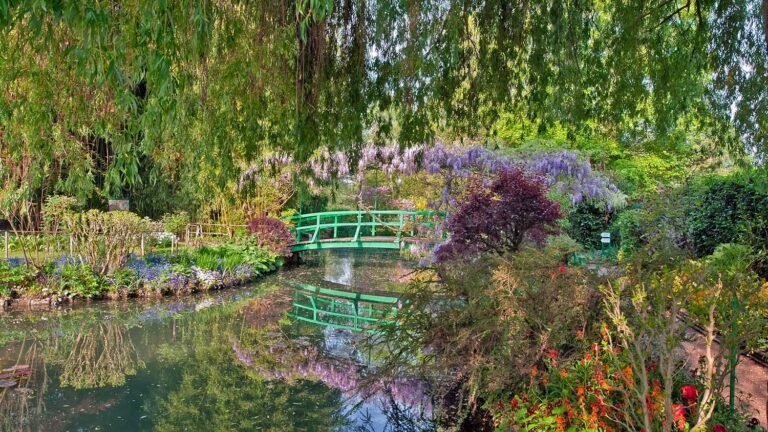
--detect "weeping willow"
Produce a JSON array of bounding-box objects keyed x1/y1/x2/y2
[{"x1": 0, "y1": 0, "x2": 766, "y2": 217}]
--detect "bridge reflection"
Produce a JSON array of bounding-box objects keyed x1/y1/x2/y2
[{"x1": 288, "y1": 282, "x2": 400, "y2": 332}]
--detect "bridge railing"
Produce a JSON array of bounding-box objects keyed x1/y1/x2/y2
[
  {"x1": 288, "y1": 283, "x2": 400, "y2": 332},
  {"x1": 290, "y1": 210, "x2": 445, "y2": 244}
]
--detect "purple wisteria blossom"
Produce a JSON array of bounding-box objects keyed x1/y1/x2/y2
[{"x1": 239, "y1": 142, "x2": 625, "y2": 212}]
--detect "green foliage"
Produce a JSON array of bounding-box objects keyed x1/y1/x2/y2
[
  {"x1": 64, "y1": 210, "x2": 150, "y2": 275},
  {"x1": 43, "y1": 195, "x2": 80, "y2": 233},
  {"x1": 58, "y1": 264, "x2": 104, "y2": 298},
  {"x1": 0, "y1": 0, "x2": 763, "y2": 219},
  {"x1": 161, "y1": 211, "x2": 190, "y2": 237},
  {"x1": 221, "y1": 254, "x2": 244, "y2": 273},
  {"x1": 110, "y1": 268, "x2": 139, "y2": 291},
  {"x1": 381, "y1": 236, "x2": 600, "y2": 412},
  {"x1": 565, "y1": 203, "x2": 611, "y2": 250},
  {"x1": 194, "y1": 249, "x2": 221, "y2": 272},
  {"x1": 610, "y1": 208, "x2": 648, "y2": 257},
  {"x1": 685, "y1": 175, "x2": 755, "y2": 257},
  {"x1": 0, "y1": 262, "x2": 36, "y2": 297}
]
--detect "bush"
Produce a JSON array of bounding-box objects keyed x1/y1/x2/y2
[
  {"x1": 682, "y1": 171, "x2": 768, "y2": 276},
  {"x1": 63, "y1": 210, "x2": 150, "y2": 275},
  {"x1": 685, "y1": 175, "x2": 756, "y2": 257},
  {"x1": 58, "y1": 264, "x2": 104, "y2": 298},
  {"x1": 246, "y1": 216, "x2": 294, "y2": 257},
  {"x1": 0, "y1": 261, "x2": 36, "y2": 297},
  {"x1": 435, "y1": 168, "x2": 561, "y2": 262},
  {"x1": 194, "y1": 248, "x2": 221, "y2": 271},
  {"x1": 609, "y1": 207, "x2": 647, "y2": 256},
  {"x1": 566, "y1": 202, "x2": 611, "y2": 249},
  {"x1": 161, "y1": 211, "x2": 190, "y2": 238}
]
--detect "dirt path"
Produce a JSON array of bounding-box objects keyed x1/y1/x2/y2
[{"x1": 682, "y1": 332, "x2": 768, "y2": 429}]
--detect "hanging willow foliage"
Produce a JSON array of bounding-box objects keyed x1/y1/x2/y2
[{"x1": 0, "y1": 0, "x2": 766, "y2": 216}]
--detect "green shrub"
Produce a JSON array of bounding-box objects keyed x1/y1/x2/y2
[
  {"x1": 110, "y1": 268, "x2": 139, "y2": 290},
  {"x1": 194, "y1": 249, "x2": 220, "y2": 271},
  {"x1": 63, "y1": 210, "x2": 150, "y2": 275},
  {"x1": 58, "y1": 264, "x2": 104, "y2": 298},
  {"x1": 161, "y1": 211, "x2": 190, "y2": 237},
  {"x1": 565, "y1": 203, "x2": 611, "y2": 249},
  {"x1": 0, "y1": 262, "x2": 36, "y2": 296},
  {"x1": 169, "y1": 263, "x2": 193, "y2": 276},
  {"x1": 685, "y1": 175, "x2": 755, "y2": 257},
  {"x1": 610, "y1": 207, "x2": 648, "y2": 256},
  {"x1": 222, "y1": 254, "x2": 244, "y2": 273}
]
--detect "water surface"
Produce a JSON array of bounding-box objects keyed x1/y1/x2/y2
[{"x1": 0, "y1": 250, "x2": 431, "y2": 432}]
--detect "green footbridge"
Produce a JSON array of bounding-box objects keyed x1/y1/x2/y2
[
  {"x1": 289, "y1": 210, "x2": 446, "y2": 253},
  {"x1": 288, "y1": 282, "x2": 401, "y2": 332}
]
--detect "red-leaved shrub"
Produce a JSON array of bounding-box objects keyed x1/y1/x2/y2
[
  {"x1": 247, "y1": 216, "x2": 294, "y2": 257},
  {"x1": 435, "y1": 168, "x2": 560, "y2": 262}
]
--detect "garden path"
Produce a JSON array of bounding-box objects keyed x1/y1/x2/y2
[{"x1": 683, "y1": 331, "x2": 768, "y2": 429}]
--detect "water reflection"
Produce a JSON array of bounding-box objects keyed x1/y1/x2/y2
[
  {"x1": 288, "y1": 283, "x2": 400, "y2": 332},
  {"x1": 326, "y1": 254, "x2": 354, "y2": 285},
  {"x1": 48, "y1": 322, "x2": 144, "y2": 389},
  {"x1": 233, "y1": 296, "x2": 433, "y2": 431},
  {"x1": 0, "y1": 250, "x2": 431, "y2": 431},
  {"x1": 0, "y1": 341, "x2": 47, "y2": 432}
]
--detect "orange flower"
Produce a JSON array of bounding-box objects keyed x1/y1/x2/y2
[
  {"x1": 530, "y1": 366, "x2": 538, "y2": 377},
  {"x1": 672, "y1": 403, "x2": 686, "y2": 430},
  {"x1": 577, "y1": 385, "x2": 585, "y2": 398},
  {"x1": 556, "y1": 415, "x2": 566, "y2": 432},
  {"x1": 560, "y1": 368, "x2": 569, "y2": 379},
  {"x1": 621, "y1": 366, "x2": 634, "y2": 389}
]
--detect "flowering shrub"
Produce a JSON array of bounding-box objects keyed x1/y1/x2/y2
[
  {"x1": 435, "y1": 168, "x2": 561, "y2": 262},
  {"x1": 489, "y1": 342, "x2": 753, "y2": 432},
  {"x1": 246, "y1": 216, "x2": 294, "y2": 257}
]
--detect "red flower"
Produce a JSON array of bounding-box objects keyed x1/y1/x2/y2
[
  {"x1": 547, "y1": 349, "x2": 558, "y2": 360},
  {"x1": 672, "y1": 404, "x2": 686, "y2": 430},
  {"x1": 510, "y1": 397, "x2": 519, "y2": 409},
  {"x1": 558, "y1": 264, "x2": 566, "y2": 273},
  {"x1": 712, "y1": 425, "x2": 726, "y2": 432},
  {"x1": 681, "y1": 385, "x2": 699, "y2": 401}
]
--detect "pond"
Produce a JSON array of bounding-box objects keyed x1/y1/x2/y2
[{"x1": 0, "y1": 250, "x2": 433, "y2": 432}]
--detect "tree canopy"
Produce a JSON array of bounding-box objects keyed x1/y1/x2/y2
[{"x1": 1, "y1": 0, "x2": 766, "y2": 216}]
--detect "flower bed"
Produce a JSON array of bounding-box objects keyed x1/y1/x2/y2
[{"x1": 0, "y1": 244, "x2": 283, "y2": 307}]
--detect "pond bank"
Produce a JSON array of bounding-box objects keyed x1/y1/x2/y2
[{"x1": 0, "y1": 245, "x2": 286, "y2": 311}]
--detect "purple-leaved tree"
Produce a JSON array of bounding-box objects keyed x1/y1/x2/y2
[{"x1": 434, "y1": 168, "x2": 561, "y2": 262}]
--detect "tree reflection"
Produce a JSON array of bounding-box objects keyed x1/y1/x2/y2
[
  {"x1": 0, "y1": 339, "x2": 48, "y2": 432},
  {"x1": 48, "y1": 322, "x2": 144, "y2": 389}
]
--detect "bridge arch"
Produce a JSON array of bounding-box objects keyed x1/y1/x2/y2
[{"x1": 289, "y1": 210, "x2": 446, "y2": 253}]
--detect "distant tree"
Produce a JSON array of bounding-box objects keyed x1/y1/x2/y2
[{"x1": 435, "y1": 168, "x2": 561, "y2": 262}]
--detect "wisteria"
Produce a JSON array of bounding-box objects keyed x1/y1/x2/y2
[
  {"x1": 239, "y1": 142, "x2": 624, "y2": 212},
  {"x1": 230, "y1": 335, "x2": 433, "y2": 416}
]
